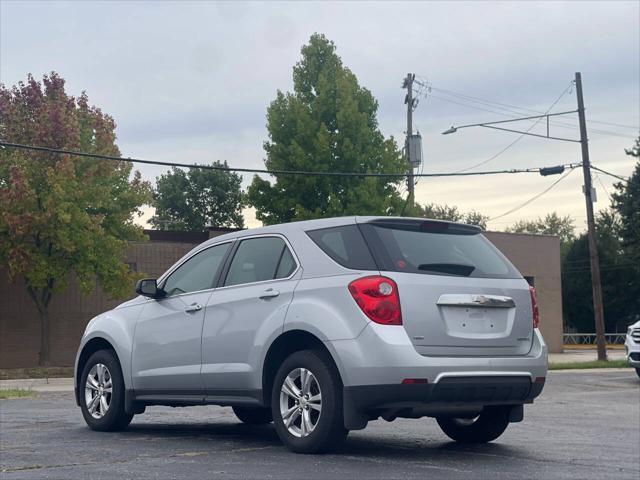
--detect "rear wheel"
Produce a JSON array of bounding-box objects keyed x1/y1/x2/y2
[
  {"x1": 635, "y1": 368, "x2": 640, "y2": 379},
  {"x1": 232, "y1": 406, "x2": 272, "y2": 425},
  {"x1": 80, "y1": 349, "x2": 133, "y2": 431},
  {"x1": 437, "y1": 406, "x2": 510, "y2": 443},
  {"x1": 271, "y1": 350, "x2": 348, "y2": 453}
]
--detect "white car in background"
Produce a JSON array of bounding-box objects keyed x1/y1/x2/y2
[{"x1": 625, "y1": 320, "x2": 640, "y2": 378}]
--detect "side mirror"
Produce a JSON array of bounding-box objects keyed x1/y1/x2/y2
[{"x1": 135, "y1": 278, "x2": 163, "y2": 298}]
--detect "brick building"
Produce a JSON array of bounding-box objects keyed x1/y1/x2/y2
[{"x1": 0, "y1": 229, "x2": 563, "y2": 368}]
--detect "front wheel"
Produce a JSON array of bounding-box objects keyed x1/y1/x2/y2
[
  {"x1": 437, "y1": 406, "x2": 511, "y2": 443},
  {"x1": 635, "y1": 368, "x2": 640, "y2": 379},
  {"x1": 271, "y1": 350, "x2": 348, "y2": 453},
  {"x1": 79, "y1": 349, "x2": 133, "y2": 431}
]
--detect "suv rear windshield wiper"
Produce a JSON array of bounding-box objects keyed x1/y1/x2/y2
[{"x1": 417, "y1": 263, "x2": 476, "y2": 277}]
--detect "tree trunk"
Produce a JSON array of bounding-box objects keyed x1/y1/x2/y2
[
  {"x1": 38, "y1": 307, "x2": 51, "y2": 367},
  {"x1": 26, "y1": 283, "x2": 53, "y2": 367}
]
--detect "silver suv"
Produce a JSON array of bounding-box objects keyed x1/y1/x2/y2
[{"x1": 74, "y1": 217, "x2": 547, "y2": 453}]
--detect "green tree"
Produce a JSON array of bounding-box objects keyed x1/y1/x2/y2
[
  {"x1": 415, "y1": 203, "x2": 489, "y2": 229},
  {"x1": 150, "y1": 162, "x2": 244, "y2": 231},
  {"x1": 507, "y1": 212, "x2": 575, "y2": 244},
  {"x1": 561, "y1": 210, "x2": 635, "y2": 332},
  {"x1": 247, "y1": 34, "x2": 405, "y2": 225},
  {"x1": 610, "y1": 137, "x2": 640, "y2": 320},
  {"x1": 0, "y1": 73, "x2": 151, "y2": 365},
  {"x1": 507, "y1": 212, "x2": 575, "y2": 258},
  {"x1": 561, "y1": 138, "x2": 640, "y2": 333}
]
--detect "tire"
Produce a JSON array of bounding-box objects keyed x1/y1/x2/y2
[
  {"x1": 437, "y1": 406, "x2": 511, "y2": 443},
  {"x1": 233, "y1": 406, "x2": 273, "y2": 425},
  {"x1": 79, "y1": 349, "x2": 133, "y2": 431},
  {"x1": 635, "y1": 368, "x2": 640, "y2": 379},
  {"x1": 271, "y1": 349, "x2": 348, "y2": 453}
]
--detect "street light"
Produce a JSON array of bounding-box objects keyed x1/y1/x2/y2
[
  {"x1": 441, "y1": 110, "x2": 580, "y2": 143},
  {"x1": 441, "y1": 73, "x2": 608, "y2": 361}
]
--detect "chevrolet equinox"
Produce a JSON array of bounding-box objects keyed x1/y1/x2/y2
[{"x1": 74, "y1": 216, "x2": 548, "y2": 453}]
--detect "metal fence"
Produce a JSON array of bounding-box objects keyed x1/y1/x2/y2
[{"x1": 563, "y1": 333, "x2": 627, "y2": 345}]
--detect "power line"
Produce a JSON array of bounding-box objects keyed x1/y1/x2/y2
[
  {"x1": 431, "y1": 85, "x2": 571, "y2": 121},
  {"x1": 564, "y1": 254, "x2": 640, "y2": 265},
  {"x1": 426, "y1": 84, "x2": 639, "y2": 133},
  {"x1": 428, "y1": 93, "x2": 636, "y2": 140},
  {"x1": 0, "y1": 141, "x2": 576, "y2": 179},
  {"x1": 426, "y1": 94, "x2": 527, "y2": 120},
  {"x1": 418, "y1": 82, "x2": 638, "y2": 140},
  {"x1": 563, "y1": 261, "x2": 639, "y2": 273},
  {"x1": 489, "y1": 166, "x2": 578, "y2": 221},
  {"x1": 593, "y1": 170, "x2": 611, "y2": 199},
  {"x1": 590, "y1": 164, "x2": 629, "y2": 183},
  {"x1": 588, "y1": 119, "x2": 640, "y2": 130},
  {"x1": 451, "y1": 82, "x2": 575, "y2": 173}
]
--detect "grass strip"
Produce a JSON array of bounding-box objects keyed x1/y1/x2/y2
[
  {"x1": 0, "y1": 389, "x2": 34, "y2": 399},
  {"x1": 549, "y1": 359, "x2": 630, "y2": 370},
  {"x1": 0, "y1": 367, "x2": 73, "y2": 380}
]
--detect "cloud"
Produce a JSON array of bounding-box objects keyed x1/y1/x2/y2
[{"x1": 1, "y1": 0, "x2": 637, "y2": 231}]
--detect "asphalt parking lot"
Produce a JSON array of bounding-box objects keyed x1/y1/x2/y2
[{"x1": 1, "y1": 370, "x2": 638, "y2": 480}]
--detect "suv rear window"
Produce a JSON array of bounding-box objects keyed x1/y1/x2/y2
[
  {"x1": 307, "y1": 225, "x2": 377, "y2": 270},
  {"x1": 363, "y1": 220, "x2": 520, "y2": 279}
]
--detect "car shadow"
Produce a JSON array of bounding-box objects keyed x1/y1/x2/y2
[
  {"x1": 124, "y1": 421, "x2": 282, "y2": 443},
  {"x1": 340, "y1": 433, "x2": 523, "y2": 460},
  {"x1": 111, "y1": 420, "x2": 524, "y2": 461}
]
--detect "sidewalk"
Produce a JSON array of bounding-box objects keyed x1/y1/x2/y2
[{"x1": 0, "y1": 377, "x2": 73, "y2": 392}]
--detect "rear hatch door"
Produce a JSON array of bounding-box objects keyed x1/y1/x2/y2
[{"x1": 359, "y1": 219, "x2": 534, "y2": 356}]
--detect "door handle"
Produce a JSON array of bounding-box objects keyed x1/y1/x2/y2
[
  {"x1": 185, "y1": 303, "x2": 202, "y2": 313},
  {"x1": 259, "y1": 288, "x2": 280, "y2": 299}
]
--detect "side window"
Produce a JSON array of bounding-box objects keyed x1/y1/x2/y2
[
  {"x1": 162, "y1": 243, "x2": 230, "y2": 296},
  {"x1": 275, "y1": 247, "x2": 296, "y2": 279},
  {"x1": 307, "y1": 225, "x2": 377, "y2": 270},
  {"x1": 224, "y1": 237, "x2": 296, "y2": 287}
]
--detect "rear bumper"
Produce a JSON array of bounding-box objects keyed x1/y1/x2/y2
[
  {"x1": 345, "y1": 375, "x2": 545, "y2": 412},
  {"x1": 329, "y1": 323, "x2": 547, "y2": 429},
  {"x1": 327, "y1": 324, "x2": 548, "y2": 388}
]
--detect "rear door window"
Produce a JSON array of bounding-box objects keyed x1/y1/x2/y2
[
  {"x1": 364, "y1": 220, "x2": 520, "y2": 279},
  {"x1": 307, "y1": 225, "x2": 377, "y2": 270},
  {"x1": 223, "y1": 237, "x2": 297, "y2": 287}
]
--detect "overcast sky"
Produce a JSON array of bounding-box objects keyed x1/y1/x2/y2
[{"x1": 1, "y1": 0, "x2": 638, "y2": 230}]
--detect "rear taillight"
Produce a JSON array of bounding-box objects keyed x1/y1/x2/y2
[
  {"x1": 530, "y1": 286, "x2": 539, "y2": 329},
  {"x1": 348, "y1": 276, "x2": 402, "y2": 325}
]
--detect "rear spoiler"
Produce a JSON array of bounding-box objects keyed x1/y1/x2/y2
[{"x1": 365, "y1": 218, "x2": 481, "y2": 236}]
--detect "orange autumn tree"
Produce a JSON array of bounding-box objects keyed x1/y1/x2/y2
[{"x1": 0, "y1": 73, "x2": 151, "y2": 365}]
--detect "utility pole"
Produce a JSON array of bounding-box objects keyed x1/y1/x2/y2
[
  {"x1": 575, "y1": 71, "x2": 607, "y2": 361},
  {"x1": 403, "y1": 73, "x2": 415, "y2": 207}
]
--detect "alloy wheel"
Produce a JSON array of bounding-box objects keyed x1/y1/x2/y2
[
  {"x1": 84, "y1": 363, "x2": 112, "y2": 419},
  {"x1": 279, "y1": 368, "x2": 322, "y2": 438}
]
